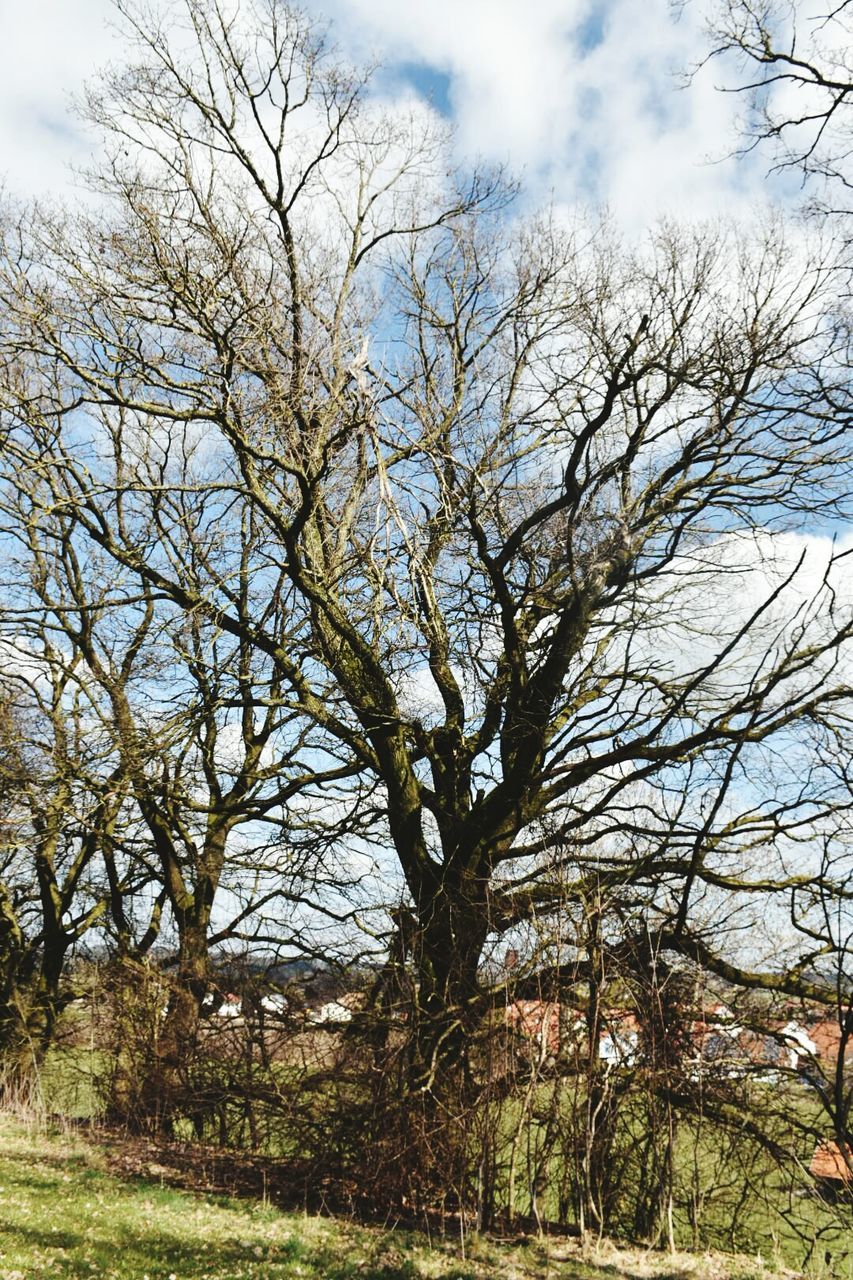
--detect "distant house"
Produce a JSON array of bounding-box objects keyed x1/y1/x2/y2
[
  {"x1": 259, "y1": 993, "x2": 289, "y2": 1017},
  {"x1": 505, "y1": 1000, "x2": 561, "y2": 1055},
  {"x1": 502, "y1": 997, "x2": 844, "y2": 1082},
  {"x1": 309, "y1": 992, "x2": 365, "y2": 1026},
  {"x1": 598, "y1": 1011, "x2": 640, "y2": 1068},
  {"x1": 687, "y1": 1007, "x2": 820, "y2": 1080},
  {"x1": 778, "y1": 1020, "x2": 818, "y2": 1070},
  {"x1": 215, "y1": 993, "x2": 242, "y2": 1018},
  {"x1": 689, "y1": 1003, "x2": 743, "y2": 1074},
  {"x1": 201, "y1": 990, "x2": 242, "y2": 1018},
  {"x1": 806, "y1": 1019, "x2": 853, "y2": 1069},
  {"x1": 504, "y1": 1002, "x2": 639, "y2": 1066},
  {"x1": 810, "y1": 1141, "x2": 852, "y2": 1197},
  {"x1": 734, "y1": 1020, "x2": 818, "y2": 1081},
  {"x1": 311, "y1": 1000, "x2": 353, "y2": 1025}
]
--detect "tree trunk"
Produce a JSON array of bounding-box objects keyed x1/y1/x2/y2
[
  {"x1": 132, "y1": 920, "x2": 210, "y2": 1134},
  {"x1": 384, "y1": 891, "x2": 488, "y2": 1212},
  {"x1": 0, "y1": 906, "x2": 72, "y2": 1101}
]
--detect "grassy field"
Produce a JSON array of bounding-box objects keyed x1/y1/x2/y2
[
  {"x1": 0, "y1": 1112, "x2": 824, "y2": 1280},
  {"x1": 25, "y1": 1044, "x2": 853, "y2": 1276}
]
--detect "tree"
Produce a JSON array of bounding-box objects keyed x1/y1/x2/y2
[
  {"x1": 701, "y1": 0, "x2": 853, "y2": 1188},
  {"x1": 0, "y1": 444, "x2": 368, "y2": 1127},
  {"x1": 0, "y1": 642, "x2": 131, "y2": 1084},
  {"x1": 2, "y1": 0, "x2": 853, "y2": 1199},
  {"x1": 703, "y1": 0, "x2": 853, "y2": 219}
]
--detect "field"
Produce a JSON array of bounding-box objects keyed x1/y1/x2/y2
[
  {"x1": 0, "y1": 1112, "x2": 826, "y2": 1280},
  {"x1": 20, "y1": 1039, "x2": 853, "y2": 1278}
]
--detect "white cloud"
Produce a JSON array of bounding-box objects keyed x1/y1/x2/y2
[
  {"x1": 620, "y1": 526, "x2": 853, "y2": 721},
  {"x1": 0, "y1": 0, "x2": 118, "y2": 198},
  {"x1": 316, "y1": 0, "x2": 788, "y2": 229},
  {"x1": 0, "y1": 0, "x2": 792, "y2": 228}
]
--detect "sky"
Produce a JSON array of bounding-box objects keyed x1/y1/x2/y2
[
  {"x1": 0, "y1": 0, "x2": 791, "y2": 229},
  {"x1": 0, "y1": 0, "x2": 841, "y2": 667},
  {"x1": 0, "y1": 0, "x2": 846, "y2": 961}
]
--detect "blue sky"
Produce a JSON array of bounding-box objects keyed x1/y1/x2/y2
[
  {"x1": 0, "y1": 0, "x2": 788, "y2": 229},
  {"x1": 389, "y1": 64, "x2": 453, "y2": 118}
]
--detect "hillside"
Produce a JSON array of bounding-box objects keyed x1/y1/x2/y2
[{"x1": 0, "y1": 1113, "x2": 813, "y2": 1280}]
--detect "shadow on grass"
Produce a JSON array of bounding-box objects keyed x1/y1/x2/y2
[
  {"x1": 0, "y1": 1125, "x2": 717, "y2": 1280},
  {"x1": 0, "y1": 1144, "x2": 99, "y2": 1175},
  {"x1": 1, "y1": 1225, "x2": 83, "y2": 1251},
  {"x1": 1, "y1": 1216, "x2": 474, "y2": 1280}
]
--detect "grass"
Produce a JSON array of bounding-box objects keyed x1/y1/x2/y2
[
  {"x1": 25, "y1": 1047, "x2": 853, "y2": 1275},
  {"x1": 0, "y1": 1112, "x2": 818, "y2": 1280},
  {"x1": 37, "y1": 1046, "x2": 110, "y2": 1119}
]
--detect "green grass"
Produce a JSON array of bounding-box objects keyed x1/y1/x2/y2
[
  {"x1": 0, "y1": 1113, "x2": 811, "y2": 1280},
  {"x1": 30, "y1": 1049, "x2": 853, "y2": 1275},
  {"x1": 0, "y1": 1113, "x2": 475, "y2": 1280},
  {"x1": 37, "y1": 1046, "x2": 110, "y2": 1118},
  {"x1": 471, "y1": 1077, "x2": 852, "y2": 1272}
]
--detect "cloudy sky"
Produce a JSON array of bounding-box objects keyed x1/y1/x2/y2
[{"x1": 0, "y1": 0, "x2": 791, "y2": 228}]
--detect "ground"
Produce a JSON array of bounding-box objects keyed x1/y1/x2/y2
[{"x1": 0, "y1": 1113, "x2": 821, "y2": 1280}]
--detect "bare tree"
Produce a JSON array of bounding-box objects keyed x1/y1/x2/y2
[
  {"x1": 0, "y1": 453, "x2": 369, "y2": 1126},
  {"x1": 698, "y1": 0, "x2": 853, "y2": 1187},
  {"x1": 0, "y1": 640, "x2": 134, "y2": 1084},
  {"x1": 1, "y1": 0, "x2": 853, "y2": 1198},
  {"x1": 703, "y1": 0, "x2": 853, "y2": 218}
]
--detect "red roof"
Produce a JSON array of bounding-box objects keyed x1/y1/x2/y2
[
  {"x1": 505, "y1": 1002, "x2": 644, "y2": 1061},
  {"x1": 808, "y1": 1019, "x2": 853, "y2": 1063},
  {"x1": 505, "y1": 1000, "x2": 561, "y2": 1054},
  {"x1": 810, "y1": 1141, "x2": 852, "y2": 1182}
]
